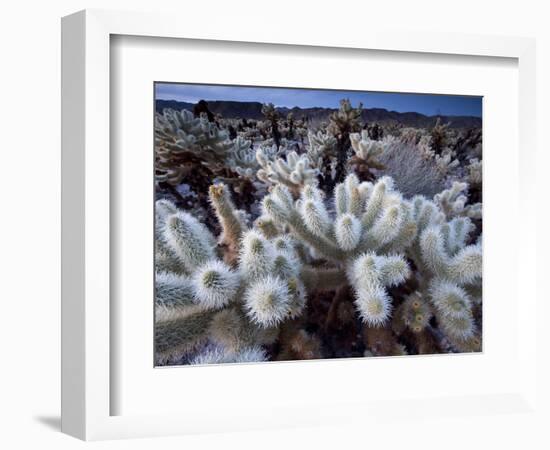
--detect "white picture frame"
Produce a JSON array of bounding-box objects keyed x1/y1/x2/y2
[{"x1": 61, "y1": 9, "x2": 539, "y2": 441}]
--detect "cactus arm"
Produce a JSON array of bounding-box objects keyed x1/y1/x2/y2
[
  {"x1": 208, "y1": 184, "x2": 245, "y2": 251},
  {"x1": 286, "y1": 209, "x2": 346, "y2": 260},
  {"x1": 155, "y1": 310, "x2": 215, "y2": 364}
]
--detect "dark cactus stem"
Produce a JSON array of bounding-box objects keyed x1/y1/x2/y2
[
  {"x1": 272, "y1": 119, "x2": 281, "y2": 149},
  {"x1": 431, "y1": 135, "x2": 445, "y2": 155},
  {"x1": 430, "y1": 117, "x2": 449, "y2": 156},
  {"x1": 288, "y1": 117, "x2": 295, "y2": 139},
  {"x1": 318, "y1": 154, "x2": 334, "y2": 192},
  {"x1": 324, "y1": 285, "x2": 351, "y2": 333},
  {"x1": 332, "y1": 133, "x2": 351, "y2": 189},
  {"x1": 365, "y1": 122, "x2": 383, "y2": 141},
  {"x1": 193, "y1": 99, "x2": 215, "y2": 122}
]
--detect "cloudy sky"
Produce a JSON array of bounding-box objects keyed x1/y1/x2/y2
[{"x1": 155, "y1": 83, "x2": 482, "y2": 117}]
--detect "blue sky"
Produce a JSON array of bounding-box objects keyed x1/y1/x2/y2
[{"x1": 155, "y1": 83, "x2": 482, "y2": 117}]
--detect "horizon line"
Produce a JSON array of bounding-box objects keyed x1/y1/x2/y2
[
  {"x1": 155, "y1": 83, "x2": 482, "y2": 118},
  {"x1": 155, "y1": 97, "x2": 482, "y2": 119}
]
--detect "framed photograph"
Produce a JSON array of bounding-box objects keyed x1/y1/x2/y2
[
  {"x1": 62, "y1": 9, "x2": 539, "y2": 441},
  {"x1": 152, "y1": 82, "x2": 484, "y2": 367}
]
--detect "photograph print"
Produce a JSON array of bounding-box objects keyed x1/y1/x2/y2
[{"x1": 154, "y1": 83, "x2": 483, "y2": 366}]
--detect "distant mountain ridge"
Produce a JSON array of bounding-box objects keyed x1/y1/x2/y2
[{"x1": 155, "y1": 99, "x2": 482, "y2": 129}]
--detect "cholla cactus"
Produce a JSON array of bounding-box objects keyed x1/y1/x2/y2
[
  {"x1": 307, "y1": 130, "x2": 337, "y2": 169},
  {"x1": 156, "y1": 200, "x2": 188, "y2": 275},
  {"x1": 467, "y1": 158, "x2": 482, "y2": 187},
  {"x1": 328, "y1": 99, "x2": 363, "y2": 185},
  {"x1": 261, "y1": 174, "x2": 414, "y2": 326},
  {"x1": 260, "y1": 172, "x2": 482, "y2": 346},
  {"x1": 261, "y1": 103, "x2": 282, "y2": 148},
  {"x1": 226, "y1": 136, "x2": 258, "y2": 180},
  {"x1": 379, "y1": 120, "x2": 402, "y2": 137},
  {"x1": 429, "y1": 280, "x2": 476, "y2": 342},
  {"x1": 244, "y1": 275, "x2": 292, "y2": 327},
  {"x1": 405, "y1": 195, "x2": 482, "y2": 351},
  {"x1": 155, "y1": 268, "x2": 219, "y2": 364},
  {"x1": 465, "y1": 158, "x2": 482, "y2": 204},
  {"x1": 328, "y1": 99, "x2": 363, "y2": 137},
  {"x1": 192, "y1": 260, "x2": 240, "y2": 308},
  {"x1": 367, "y1": 122, "x2": 384, "y2": 140},
  {"x1": 285, "y1": 112, "x2": 295, "y2": 138},
  {"x1": 349, "y1": 131, "x2": 386, "y2": 166},
  {"x1": 163, "y1": 211, "x2": 217, "y2": 271},
  {"x1": 155, "y1": 109, "x2": 264, "y2": 209},
  {"x1": 190, "y1": 345, "x2": 268, "y2": 365},
  {"x1": 156, "y1": 168, "x2": 483, "y2": 361},
  {"x1": 155, "y1": 187, "x2": 309, "y2": 364},
  {"x1": 419, "y1": 220, "x2": 482, "y2": 287},
  {"x1": 434, "y1": 181, "x2": 482, "y2": 220},
  {"x1": 277, "y1": 112, "x2": 304, "y2": 141},
  {"x1": 263, "y1": 175, "x2": 416, "y2": 259},
  {"x1": 208, "y1": 183, "x2": 246, "y2": 262},
  {"x1": 434, "y1": 148, "x2": 460, "y2": 176},
  {"x1": 400, "y1": 127, "x2": 428, "y2": 145},
  {"x1": 256, "y1": 147, "x2": 319, "y2": 194},
  {"x1": 430, "y1": 117, "x2": 451, "y2": 155},
  {"x1": 154, "y1": 97, "x2": 483, "y2": 363},
  {"x1": 349, "y1": 252, "x2": 410, "y2": 325},
  {"x1": 261, "y1": 103, "x2": 279, "y2": 120},
  {"x1": 155, "y1": 108, "x2": 233, "y2": 185},
  {"x1": 416, "y1": 135, "x2": 435, "y2": 160},
  {"x1": 306, "y1": 130, "x2": 339, "y2": 190},
  {"x1": 348, "y1": 131, "x2": 386, "y2": 180},
  {"x1": 398, "y1": 292, "x2": 433, "y2": 334}
]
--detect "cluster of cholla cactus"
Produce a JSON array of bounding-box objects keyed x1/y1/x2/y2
[
  {"x1": 155, "y1": 108, "x2": 235, "y2": 186},
  {"x1": 261, "y1": 103, "x2": 282, "y2": 149},
  {"x1": 155, "y1": 185, "x2": 307, "y2": 364},
  {"x1": 348, "y1": 130, "x2": 386, "y2": 181},
  {"x1": 256, "y1": 146, "x2": 319, "y2": 195},
  {"x1": 434, "y1": 181, "x2": 482, "y2": 220},
  {"x1": 156, "y1": 174, "x2": 482, "y2": 364},
  {"x1": 328, "y1": 99, "x2": 364, "y2": 186},
  {"x1": 307, "y1": 130, "x2": 337, "y2": 171},
  {"x1": 430, "y1": 117, "x2": 451, "y2": 155},
  {"x1": 155, "y1": 108, "x2": 258, "y2": 218},
  {"x1": 260, "y1": 175, "x2": 414, "y2": 324},
  {"x1": 399, "y1": 194, "x2": 483, "y2": 352},
  {"x1": 154, "y1": 97, "x2": 483, "y2": 365}
]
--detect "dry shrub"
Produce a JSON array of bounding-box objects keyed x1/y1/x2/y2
[{"x1": 377, "y1": 137, "x2": 445, "y2": 198}]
